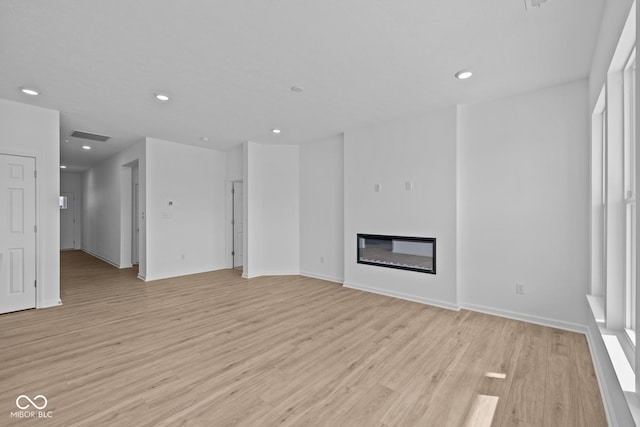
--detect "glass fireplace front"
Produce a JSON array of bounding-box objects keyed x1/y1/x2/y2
[{"x1": 357, "y1": 234, "x2": 436, "y2": 274}]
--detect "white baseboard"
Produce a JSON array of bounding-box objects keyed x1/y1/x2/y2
[
  {"x1": 143, "y1": 265, "x2": 228, "y2": 282},
  {"x1": 81, "y1": 249, "x2": 121, "y2": 269},
  {"x1": 342, "y1": 281, "x2": 459, "y2": 311},
  {"x1": 300, "y1": 271, "x2": 344, "y2": 284},
  {"x1": 460, "y1": 302, "x2": 586, "y2": 334},
  {"x1": 137, "y1": 274, "x2": 146, "y2": 281},
  {"x1": 242, "y1": 270, "x2": 300, "y2": 279},
  {"x1": 261, "y1": 270, "x2": 300, "y2": 276},
  {"x1": 340, "y1": 282, "x2": 585, "y2": 333},
  {"x1": 38, "y1": 299, "x2": 62, "y2": 309}
]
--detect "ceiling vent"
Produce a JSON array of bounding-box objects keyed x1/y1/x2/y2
[
  {"x1": 70, "y1": 130, "x2": 110, "y2": 142},
  {"x1": 523, "y1": 0, "x2": 549, "y2": 10}
]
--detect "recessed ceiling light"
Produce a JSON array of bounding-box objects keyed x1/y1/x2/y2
[
  {"x1": 290, "y1": 86, "x2": 304, "y2": 93},
  {"x1": 272, "y1": 129, "x2": 281, "y2": 134},
  {"x1": 82, "y1": 145, "x2": 92, "y2": 150},
  {"x1": 154, "y1": 92, "x2": 170, "y2": 102},
  {"x1": 455, "y1": 70, "x2": 473, "y2": 80},
  {"x1": 60, "y1": 165, "x2": 67, "y2": 169},
  {"x1": 200, "y1": 136, "x2": 209, "y2": 142},
  {"x1": 64, "y1": 139, "x2": 69, "y2": 143},
  {"x1": 20, "y1": 87, "x2": 39, "y2": 96}
]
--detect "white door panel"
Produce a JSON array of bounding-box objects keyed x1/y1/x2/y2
[{"x1": 0, "y1": 154, "x2": 36, "y2": 313}]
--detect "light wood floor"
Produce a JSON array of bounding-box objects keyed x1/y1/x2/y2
[{"x1": 0, "y1": 251, "x2": 606, "y2": 426}]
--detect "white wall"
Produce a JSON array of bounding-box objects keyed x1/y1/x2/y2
[
  {"x1": 145, "y1": 138, "x2": 227, "y2": 281},
  {"x1": 226, "y1": 145, "x2": 243, "y2": 181},
  {"x1": 82, "y1": 140, "x2": 146, "y2": 274},
  {"x1": 299, "y1": 135, "x2": 344, "y2": 283},
  {"x1": 245, "y1": 142, "x2": 300, "y2": 278},
  {"x1": 0, "y1": 98, "x2": 60, "y2": 308},
  {"x1": 458, "y1": 80, "x2": 589, "y2": 330},
  {"x1": 60, "y1": 172, "x2": 83, "y2": 249},
  {"x1": 343, "y1": 107, "x2": 458, "y2": 309}
]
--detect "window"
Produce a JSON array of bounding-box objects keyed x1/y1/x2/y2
[
  {"x1": 591, "y1": 91, "x2": 606, "y2": 298},
  {"x1": 588, "y1": 0, "x2": 639, "y2": 416},
  {"x1": 624, "y1": 49, "x2": 636, "y2": 337},
  {"x1": 589, "y1": 5, "x2": 637, "y2": 379}
]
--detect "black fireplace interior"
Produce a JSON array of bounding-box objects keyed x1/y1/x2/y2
[{"x1": 357, "y1": 234, "x2": 436, "y2": 274}]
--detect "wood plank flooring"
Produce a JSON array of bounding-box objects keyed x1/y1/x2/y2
[{"x1": 0, "y1": 251, "x2": 607, "y2": 426}]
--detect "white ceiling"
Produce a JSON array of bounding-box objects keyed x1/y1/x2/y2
[{"x1": 0, "y1": 0, "x2": 604, "y2": 171}]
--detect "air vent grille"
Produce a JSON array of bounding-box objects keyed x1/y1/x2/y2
[{"x1": 70, "y1": 130, "x2": 110, "y2": 142}]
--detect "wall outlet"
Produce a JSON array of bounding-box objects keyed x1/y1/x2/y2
[
  {"x1": 374, "y1": 183, "x2": 381, "y2": 192},
  {"x1": 181, "y1": 253, "x2": 186, "y2": 261},
  {"x1": 516, "y1": 282, "x2": 525, "y2": 295},
  {"x1": 320, "y1": 256, "x2": 324, "y2": 264},
  {"x1": 405, "y1": 181, "x2": 412, "y2": 191}
]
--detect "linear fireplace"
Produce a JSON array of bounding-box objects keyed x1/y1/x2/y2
[{"x1": 357, "y1": 234, "x2": 436, "y2": 274}]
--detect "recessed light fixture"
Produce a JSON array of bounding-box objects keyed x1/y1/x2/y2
[
  {"x1": 272, "y1": 129, "x2": 281, "y2": 134},
  {"x1": 64, "y1": 139, "x2": 69, "y2": 143},
  {"x1": 200, "y1": 136, "x2": 209, "y2": 142},
  {"x1": 290, "y1": 85, "x2": 304, "y2": 93},
  {"x1": 60, "y1": 165, "x2": 67, "y2": 169},
  {"x1": 82, "y1": 145, "x2": 92, "y2": 150},
  {"x1": 455, "y1": 70, "x2": 473, "y2": 80},
  {"x1": 20, "y1": 87, "x2": 39, "y2": 96},
  {"x1": 154, "y1": 92, "x2": 170, "y2": 102}
]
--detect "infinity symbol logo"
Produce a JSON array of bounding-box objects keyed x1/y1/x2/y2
[{"x1": 16, "y1": 395, "x2": 48, "y2": 410}]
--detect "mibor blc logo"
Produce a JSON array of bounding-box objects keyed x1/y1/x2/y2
[{"x1": 10, "y1": 395, "x2": 53, "y2": 419}]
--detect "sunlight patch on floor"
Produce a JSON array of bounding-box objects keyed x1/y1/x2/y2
[{"x1": 463, "y1": 395, "x2": 499, "y2": 427}]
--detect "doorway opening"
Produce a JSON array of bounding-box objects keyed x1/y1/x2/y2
[
  {"x1": 131, "y1": 166, "x2": 139, "y2": 266},
  {"x1": 232, "y1": 180, "x2": 243, "y2": 269},
  {"x1": 60, "y1": 192, "x2": 76, "y2": 250}
]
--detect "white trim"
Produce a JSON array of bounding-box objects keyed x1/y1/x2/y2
[
  {"x1": 243, "y1": 270, "x2": 300, "y2": 279},
  {"x1": 342, "y1": 281, "x2": 459, "y2": 311},
  {"x1": 338, "y1": 279, "x2": 585, "y2": 333},
  {"x1": 143, "y1": 265, "x2": 227, "y2": 282},
  {"x1": 461, "y1": 302, "x2": 586, "y2": 333},
  {"x1": 300, "y1": 271, "x2": 344, "y2": 284},
  {"x1": 137, "y1": 273, "x2": 146, "y2": 281},
  {"x1": 81, "y1": 249, "x2": 120, "y2": 269},
  {"x1": 40, "y1": 298, "x2": 62, "y2": 309},
  {"x1": 587, "y1": 294, "x2": 606, "y2": 323},
  {"x1": 586, "y1": 325, "x2": 619, "y2": 427}
]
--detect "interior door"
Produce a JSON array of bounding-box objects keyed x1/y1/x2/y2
[
  {"x1": 232, "y1": 181, "x2": 243, "y2": 268},
  {"x1": 59, "y1": 192, "x2": 75, "y2": 250},
  {"x1": 0, "y1": 154, "x2": 36, "y2": 314}
]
